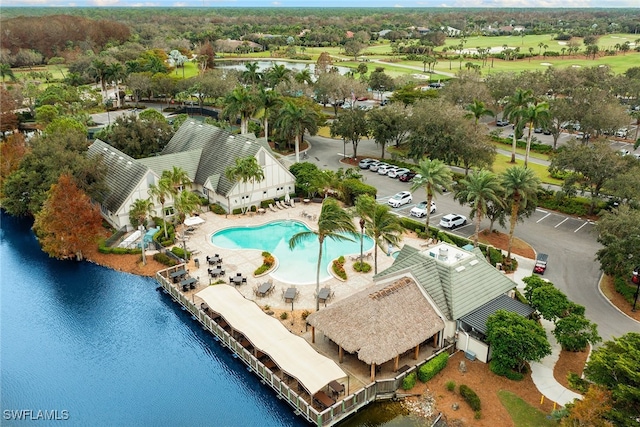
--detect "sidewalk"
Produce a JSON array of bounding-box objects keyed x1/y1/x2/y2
[{"x1": 507, "y1": 254, "x2": 583, "y2": 407}]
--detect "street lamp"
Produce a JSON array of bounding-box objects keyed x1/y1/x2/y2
[{"x1": 359, "y1": 218, "x2": 365, "y2": 265}]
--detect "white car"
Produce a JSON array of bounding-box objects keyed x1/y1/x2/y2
[
  {"x1": 358, "y1": 158, "x2": 376, "y2": 169},
  {"x1": 377, "y1": 164, "x2": 394, "y2": 175},
  {"x1": 369, "y1": 162, "x2": 387, "y2": 172},
  {"x1": 388, "y1": 191, "x2": 413, "y2": 208},
  {"x1": 439, "y1": 214, "x2": 467, "y2": 229},
  {"x1": 615, "y1": 128, "x2": 628, "y2": 138},
  {"x1": 387, "y1": 167, "x2": 410, "y2": 179},
  {"x1": 410, "y1": 201, "x2": 437, "y2": 218}
]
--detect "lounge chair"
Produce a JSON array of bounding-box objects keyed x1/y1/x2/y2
[
  {"x1": 275, "y1": 201, "x2": 285, "y2": 209},
  {"x1": 289, "y1": 199, "x2": 295, "y2": 208},
  {"x1": 269, "y1": 203, "x2": 278, "y2": 213}
]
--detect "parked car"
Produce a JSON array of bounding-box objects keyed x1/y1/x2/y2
[
  {"x1": 439, "y1": 214, "x2": 467, "y2": 229},
  {"x1": 369, "y1": 162, "x2": 387, "y2": 172},
  {"x1": 533, "y1": 127, "x2": 543, "y2": 133},
  {"x1": 358, "y1": 158, "x2": 376, "y2": 169},
  {"x1": 410, "y1": 201, "x2": 437, "y2": 218},
  {"x1": 534, "y1": 253, "x2": 548, "y2": 275},
  {"x1": 387, "y1": 167, "x2": 410, "y2": 179},
  {"x1": 496, "y1": 119, "x2": 510, "y2": 127},
  {"x1": 377, "y1": 164, "x2": 395, "y2": 175},
  {"x1": 619, "y1": 149, "x2": 630, "y2": 157},
  {"x1": 616, "y1": 128, "x2": 628, "y2": 138},
  {"x1": 543, "y1": 128, "x2": 552, "y2": 135},
  {"x1": 398, "y1": 171, "x2": 417, "y2": 182},
  {"x1": 388, "y1": 191, "x2": 413, "y2": 208}
]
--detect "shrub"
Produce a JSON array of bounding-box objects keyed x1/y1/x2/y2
[
  {"x1": 459, "y1": 384, "x2": 481, "y2": 411},
  {"x1": 153, "y1": 252, "x2": 177, "y2": 266},
  {"x1": 301, "y1": 310, "x2": 311, "y2": 320},
  {"x1": 567, "y1": 372, "x2": 590, "y2": 393},
  {"x1": 418, "y1": 352, "x2": 449, "y2": 382},
  {"x1": 488, "y1": 247, "x2": 504, "y2": 266},
  {"x1": 353, "y1": 261, "x2": 372, "y2": 273},
  {"x1": 171, "y1": 246, "x2": 190, "y2": 259},
  {"x1": 232, "y1": 208, "x2": 242, "y2": 215},
  {"x1": 254, "y1": 251, "x2": 276, "y2": 276},
  {"x1": 474, "y1": 410, "x2": 482, "y2": 419},
  {"x1": 489, "y1": 360, "x2": 524, "y2": 381},
  {"x1": 261, "y1": 199, "x2": 275, "y2": 209},
  {"x1": 332, "y1": 257, "x2": 347, "y2": 280},
  {"x1": 402, "y1": 372, "x2": 417, "y2": 390},
  {"x1": 446, "y1": 380, "x2": 456, "y2": 392},
  {"x1": 613, "y1": 275, "x2": 637, "y2": 303},
  {"x1": 279, "y1": 312, "x2": 288, "y2": 320},
  {"x1": 210, "y1": 204, "x2": 226, "y2": 215},
  {"x1": 341, "y1": 178, "x2": 377, "y2": 206}
]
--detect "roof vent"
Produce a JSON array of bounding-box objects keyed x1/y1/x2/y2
[
  {"x1": 428, "y1": 251, "x2": 436, "y2": 258},
  {"x1": 190, "y1": 121, "x2": 195, "y2": 125},
  {"x1": 438, "y1": 247, "x2": 449, "y2": 261},
  {"x1": 455, "y1": 266, "x2": 466, "y2": 272},
  {"x1": 198, "y1": 124, "x2": 203, "y2": 127},
  {"x1": 110, "y1": 151, "x2": 116, "y2": 155},
  {"x1": 469, "y1": 260, "x2": 479, "y2": 266},
  {"x1": 103, "y1": 147, "x2": 109, "y2": 152},
  {"x1": 126, "y1": 161, "x2": 132, "y2": 165},
  {"x1": 455, "y1": 253, "x2": 464, "y2": 260},
  {"x1": 118, "y1": 156, "x2": 123, "y2": 160}
]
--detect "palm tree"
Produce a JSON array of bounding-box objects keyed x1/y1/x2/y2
[
  {"x1": 225, "y1": 156, "x2": 265, "y2": 214},
  {"x1": 455, "y1": 170, "x2": 504, "y2": 247},
  {"x1": 0, "y1": 63, "x2": 16, "y2": 88},
  {"x1": 266, "y1": 64, "x2": 291, "y2": 88},
  {"x1": 501, "y1": 166, "x2": 540, "y2": 263},
  {"x1": 223, "y1": 85, "x2": 257, "y2": 134},
  {"x1": 521, "y1": 100, "x2": 550, "y2": 168},
  {"x1": 88, "y1": 59, "x2": 109, "y2": 101},
  {"x1": 148, "y1": 177, "x2": 173, "y2": 239},
  {"x1": 464, "y1": 99, "x2": 494, "y2": 126},
  {"x1": 241, "y1": 62, "x2": 262, "y2": 86},
  {"x1": 274, "y1": 100, "x2": 320, "y2": 163},
  {"x1": 294, "y1": 69, "x2": 313, "y2": 85},
  {"x1": 354, "y1": 195, "x2": 376, "y2": 265},
  {"x1": 173, "y1": 190, "x2": 202, "y2": 260},
  {"x1": 162, "y1": 166, "x2": 191, "y2": 195},
  {"x1": 105, "y1": 62, "x2": 126, "y2": 108},
  {"x1": 503, "y1": 88, "x2": 534, "y2": 163},
  {"x1": 410, "y1": 159, "x2": 454, "y2": 237},
  {"x1": 129, "y1": 198, "x2": 156, "y2": 229},
  {"x1": 289, "y1": 198, "x2": 357, "y2": 311},
  {"x1": 365, "y1": 202, "x2": 404, "y2": 274},
  {"x1": 257, "y1": 87, "x2": 281, "y2": 141}
]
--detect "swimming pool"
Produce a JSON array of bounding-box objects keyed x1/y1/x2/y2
[{"x1": 211, "y1": 220, "x2": 374, "y2": 285}]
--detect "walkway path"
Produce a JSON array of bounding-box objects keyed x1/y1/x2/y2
[{"x1": 507, "y1": 255, "x2": 583, "y2": 406}]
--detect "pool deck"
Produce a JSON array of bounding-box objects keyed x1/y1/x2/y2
[{"x1": 178, "y1": 202, "x2": 424, "y2": 312}]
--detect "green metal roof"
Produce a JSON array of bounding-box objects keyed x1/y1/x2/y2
[{"x1": 137, "y1": 149, "x2": 202, "y2": 182}]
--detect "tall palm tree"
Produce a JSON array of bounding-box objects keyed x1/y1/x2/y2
[
  {"x1": 257, "y1": 87, "x2": 281, "y2": 141},
  {"x1": 410, "y1": 159, "x2": 454, "y2": 237},
  {"x1": 173, "y1": 190, "x2": 202, "y2": 260},
  {"x1": 289, "y1": 198, "x2": 357, "y2": 311},
  {"x1": 148, "y1": 177, "x2": 173, "y2": 239},
  {"x1": 225, "y1": 156, "x2": 265, "y2": 214},
  {"x1": 503, "y1": 88, "x2": 534, "y2": 163},
  {"x1": 105, "y1": 62, "x2": 126, "y2": 108},
  {"x1": 365, "y1": 202, "x2": 404, "y2": 274},
  {"x1": 265, "y1": 64, "x2": 290, "y2": 88},
  {"x1": 354, "y1": 195, "x2": 376, "y2": 265},
  {"x1": 501, "y1": 166, "x2": 540, "y2": 262},
  {"x1": 88, "y1": 59, "x2": 109, "y2": 101},
  {"x1": 455, "y1": 170, "x2": 504, "y2": 247},
  {"x1": 223, "y1": 85, "x2": 257, "y2": 134},
  {"x1": 294, "y1": 69, "x2": 313, "y2": 85},
  {"x1": 464, "y1": 99, "x2": 494, "y2": 126},
  {"x1": 274, "y1": 100, "x2": 320, "y2": 163},
  {"x1": 521, "y1": 100, "x2": 550, "y2": 168}
]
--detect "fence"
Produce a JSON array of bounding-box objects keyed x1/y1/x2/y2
[
  {"x1": 104, "y1": 226, "x2": 127, "y2": 248},
  {"x1": 155, "y1": 266, "x2": 454, "y2": 426}
]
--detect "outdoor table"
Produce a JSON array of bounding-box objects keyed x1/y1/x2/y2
[
  {"x1": 181, "y1": 277, "x2": 197, "y2": 290},
  {"x1": 257, "y1": 208, "x2": 266, "y2": 215},
  {"x1": 284, "y1": 287, "x2": 297, "y2": 303},
  {"x1": 209, "y1": 267, "x2": 222, "y2": 277},
  {"x1": 328, "y1": 380, "x2": 345, "y2": 396},
  {"x1": 303, "y1": 199, "x2": 310, "y2": 204},
  {"x1": 208, "y1": 256, "x2": 221, "y2": 265},
  {"x1": 257, "y1": 282, "x2": 272, "y2": 296},
  {"x1": 170, "y1": 269, "x2": 186, "y2": 282},
  {"x1": 231, "y1": 276, "x2": 243, "y2": 286},
  {"x1": 318, "y1": 288, "x2": 331, "y2": 303},
  {"x1": 314, "y1": 391, "x2": 335, "y2": 410}
]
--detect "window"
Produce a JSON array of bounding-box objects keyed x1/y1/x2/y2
[{"x1": 259, "y1": 151, "x2": 265, "y2": 166}]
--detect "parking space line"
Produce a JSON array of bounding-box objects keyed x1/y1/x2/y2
[
  {"x1": 535, "y1": 208, "x2": 548, "y2": 214},
  {"x1": 574, "y1": 221, "x2": 590, "y2": 233},
  {"x1": 537, "y1": 213, "x2": 551, "y2": 223},
  {"x1": 554, "y1": 218, "x2": 569, "y2": 228}
]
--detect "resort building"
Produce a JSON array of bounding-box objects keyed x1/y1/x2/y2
[{"x1": 88, "y1": 121, "x2": 295, "y2": 231}]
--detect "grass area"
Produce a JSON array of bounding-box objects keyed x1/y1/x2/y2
[
  {"x1": 492, "y1": 153, "x2": 562, "y2": 186},
  {"x1": 492, "y1": 140, "x2": 552, "y2": 162},
  {"x1": 498, "y1": 390, "x2": 558, "y2": 427}
]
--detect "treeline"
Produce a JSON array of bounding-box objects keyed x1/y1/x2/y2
[{"x1": 0, "y1": 15, "x2": 130, "y2": 62}]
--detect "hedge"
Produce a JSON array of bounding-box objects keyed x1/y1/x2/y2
[
  {"x1": 341, "y1": 179, "x2": 377, "y2": 206},
  {"x1": 171, "y1": 246, "x2": 190, "y2": 259},
  {"x1": 614, "y1": 275, "x2": 637, "y2": 303},
  {"x1": 153, "y1": 252, "x2": 177, "y2": 266},
  {"x1": 98, "y1": 244, "x2": 142, "y2": 255},
  {"x1": 459, "y1": 384, "x2": 482, "y2": 411},
  {"x1": 210, "y1": 204, "x2": 226, "y2": 215},
  {"x1": 493, "y1": 136, "x2": 553, "y2": 154},
  {"x1": 261, "y1": 199, "x2": 275, "y2": 209},
  {"x1": 332, "y1": 256, "x2": 347, "y2": 280},
  {"x1": 489, "y1": 360, "x2": 524, "y2": 381},
  {"x1": 418, "y1": 352, "x2": 449, "y2": 382},
  {"x1": 353, "y1": 261, "x2": 372, "y2": 273},
  {"x1": 402, "y1": 372, "x2": 417, "y2": 390}
]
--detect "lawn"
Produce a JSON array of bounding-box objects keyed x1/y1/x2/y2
[
  {"x1": 492, "y1": 153, "x2": 562, "y2": 187},
  {"x1": 498, "y1": 390, "x2": 559, "y2": 427}
]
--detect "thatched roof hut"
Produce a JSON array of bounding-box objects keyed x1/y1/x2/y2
[{"x1": 307, "y1": 277, "x2": 445, "y2": 368}]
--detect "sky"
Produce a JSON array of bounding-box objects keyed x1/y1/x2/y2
[{"x1": 2, "y1": 0, "x2": 639, "y2": 7}]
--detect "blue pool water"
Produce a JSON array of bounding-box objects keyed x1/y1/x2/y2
[{"x1": 211, "y1": 220, "x2": 374, "y2": 285}]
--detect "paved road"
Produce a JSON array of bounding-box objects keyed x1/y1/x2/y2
[{"x1": 304, "y1": 134, "x2": 639, "y2": 341}]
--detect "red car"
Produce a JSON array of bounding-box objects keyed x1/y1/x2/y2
[
  {"x1": 534, "y1": 253, "x2": 548, "y2": 275},
  {"x1": 398, "y1": 171, "x2": 417, "y2": 182}
]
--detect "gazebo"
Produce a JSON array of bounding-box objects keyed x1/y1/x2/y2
[{"x1": 307, "y1": 277, "x2": 445, "y2": 381}]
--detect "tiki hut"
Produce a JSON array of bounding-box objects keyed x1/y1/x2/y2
[{"x1": 307, "y1": 277, "x2": 445, "y2": 381}]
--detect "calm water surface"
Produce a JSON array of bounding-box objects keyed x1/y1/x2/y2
[{"x1": 0, "y1": 212, "x2": 416, "y2": 427}]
